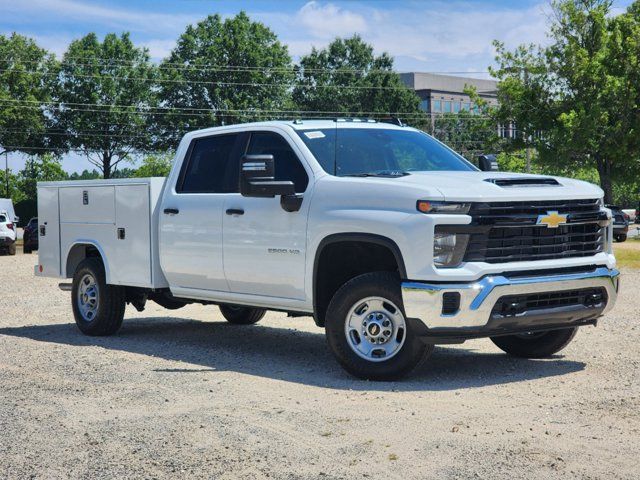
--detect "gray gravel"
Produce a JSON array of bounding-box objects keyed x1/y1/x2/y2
[{"x1": 1, "y1": 253, "x2": 639, "y2": 479}]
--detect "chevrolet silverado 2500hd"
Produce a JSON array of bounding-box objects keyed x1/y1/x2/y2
[{"x1": 36, "y1": 120, "x2": 619, "y2": 380}]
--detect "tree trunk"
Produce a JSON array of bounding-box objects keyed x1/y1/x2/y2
[
  {"x1": 102, "y1": 151, "x2": 112, "y2": 179},
  {"x1": 595, "y1": 156, "x2": 613, "y2": 204}
]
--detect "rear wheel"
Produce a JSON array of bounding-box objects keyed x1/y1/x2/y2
[
  {"x1": 23, "y1": 245, "x2": 31, "y2": 254},
  {"x1": 8, "y1": 243, "x2": 16, "y2": 255},
  {"x1": 490, "y1": 327, "x2": 578, "y2": 358},
  {"x1": 615, "y1": 234, "x2": 627, "y2": 242},
  {"x1": 219, "y1": 304, "x2": 266, "y2": 325},
  {"x1": 71, "y1": 258, "x2": 126, "y2": 336},
  {"x1": 325, "y1": 272, "x2": 432, "y2": 381}
]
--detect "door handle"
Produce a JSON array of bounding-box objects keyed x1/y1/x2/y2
[
  {"x1": 226, "y1": 208, "x2": 245, "y2": 216},
  {"x1": 163, "y1": 208, "x2": 179, "y2": 215}
]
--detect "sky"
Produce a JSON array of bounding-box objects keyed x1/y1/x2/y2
[{"x1": 0, "y1": 0, "x2": 635, "y2": 173}]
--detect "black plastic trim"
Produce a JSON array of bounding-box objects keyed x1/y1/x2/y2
[{"x1": 312, "y1": 233, "x2": 407, "y2": 325}]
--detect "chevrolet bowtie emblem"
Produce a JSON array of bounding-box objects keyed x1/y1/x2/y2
[{"x1": 536, "y1": 211, "x2": 568, "y2": 228}]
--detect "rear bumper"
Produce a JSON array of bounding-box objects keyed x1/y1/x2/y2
[
  {"x1": 402, "y1": 267, "x2": 619, "y2": 342},
  {"x1": 0, "y1": 236, "x2": 15, "y2": 247}
]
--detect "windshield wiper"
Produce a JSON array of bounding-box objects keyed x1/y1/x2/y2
[{"x1": 341, "y1": 170, "x2": 410, "y2": 178}]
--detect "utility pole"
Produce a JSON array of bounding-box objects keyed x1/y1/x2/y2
[{"x1": 4, "y1": 151, "x2": 8, "y2": 198}]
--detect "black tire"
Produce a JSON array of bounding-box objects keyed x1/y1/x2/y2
[
  {"x1": 325, "y1": 272, "x2": 433, "y2": 381},
  {"x1": 490, "y1": 327, "x2": 578, "y2": 358},
  {"x1": 219, "y1": 304, "x2": 266, "y2": 325},
  {"x1": 8, "y1": 243, "x2": 16, "y2": 255},
  {"x1": 616, "y1": 234, "x2": 627, "y2": 242},
  {"x1": 23, "y1": 245, "x2": 31, "y2": 254},
  {"x1": 71, "y1": 258, "x2": 126, "y2": 336}
]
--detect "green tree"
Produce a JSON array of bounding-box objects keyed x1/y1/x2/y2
[
  {"x1": 53, "y1": 32, "x2": 156, "y2": 178},
  {"x1": 491, "y1": 0, "x2": 640, "y2": 202},
  {"x1": 18, "y1": 154, "x2": 67, "y2": 201},
  {"x1": 0, "y1": 34, "x2": 58, "y2": 156},
  {"x1": 294, "y1": 36, "x2": 423, "y2": 124},
  {"x1": 134, "y1": 153, "x2": 173, "y2": 177},
  {"x1": 155, "y1": 12, "x2": 294, "y2": 148}
]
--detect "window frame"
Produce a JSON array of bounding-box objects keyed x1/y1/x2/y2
[
  {"x1": 243, "y1": 130, "x2": 311, "y2": 194},
  {"x1": 175, "y1": 132, "x2": 243, "y2": 194}
]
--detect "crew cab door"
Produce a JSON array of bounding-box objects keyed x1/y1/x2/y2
[
  {"x1": 159, "y1": 133, "x2": 243, "y2": 292},
  {"x1": 222, "y1": 130, "x2": 311, "y2": 300}
]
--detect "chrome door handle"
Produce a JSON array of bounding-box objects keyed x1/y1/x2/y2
[{"x1": 163, "y1": 208, "x2": 179, "y2": 215}]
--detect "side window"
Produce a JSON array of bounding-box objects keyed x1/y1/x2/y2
[
  {"x1": 178, "y1": 134, "x2": 238, "y2": 193},
  {"x1": 246, "y1": 132, "x2": 309, "y2": 193}
]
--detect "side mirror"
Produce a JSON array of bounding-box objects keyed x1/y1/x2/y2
[
  {"x1": 477, "y1": 154, "x2": 499, "y2": 172},
  {"x1": 240, "y1": 154, "x2": 296, "y2": 198}
]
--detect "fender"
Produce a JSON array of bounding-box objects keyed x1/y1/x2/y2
[
  {"x1": 63, "y1": 240, "x2": 112, "y2": 283},
  {"x1": 312, "y1": 233, "x2": 408, "y2": 324}
]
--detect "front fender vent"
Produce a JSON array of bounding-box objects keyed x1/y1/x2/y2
[{"x1": 485, "y1": 178, "x2": 561, "y2": 187}]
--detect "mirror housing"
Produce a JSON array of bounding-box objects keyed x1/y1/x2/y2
[
  {"x1": 240, "y1": 154, "x2": 295, "y2": 198},
  {"x1": 477, "y1": 154, "x2": 499, "y2": 172}
]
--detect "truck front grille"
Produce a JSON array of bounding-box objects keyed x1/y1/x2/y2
[{"x1": 463, "y1": 199, "x2": 606, "y2": 264}]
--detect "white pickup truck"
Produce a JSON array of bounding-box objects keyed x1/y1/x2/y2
[{"x1": 36, "y1": 119, "x2": 619, "y2": 380}]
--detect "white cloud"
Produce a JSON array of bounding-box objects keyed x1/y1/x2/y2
[
  {"x1": 296, "y1": 1, "x2": 367, "y2": 39},
  {"x1": 256, "y1": 1, "x2": 552, "y2": 75}
]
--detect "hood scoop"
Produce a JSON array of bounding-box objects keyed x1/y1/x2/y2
[{"x1": 485, "y1": 177, "x2": 561, "y2": 187}]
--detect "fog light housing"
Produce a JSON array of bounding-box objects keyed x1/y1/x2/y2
[{"x1": 433, "y1": 232, "x2": 469, "y2": 267}]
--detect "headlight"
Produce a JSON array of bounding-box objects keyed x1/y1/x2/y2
[
  {"x1": 597, "y1": 198, "x2": 604, "y2": 207},
  {"x1": 417, "y1": 201, "x2": 471, "y2": 214},
  {"x1": 433, "y1": 232, "x2": 469, "y2": 267}
]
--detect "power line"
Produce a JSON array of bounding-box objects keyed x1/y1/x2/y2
[
  {"x1": 0, "y1": 55, "x2": 491, "y2": 76},
  {"x1": 0, "y1": 100, "x2": 493, "y2": 120},
  {"x1": 0, "y1": 67, "x2": 437, "y2": 91}
]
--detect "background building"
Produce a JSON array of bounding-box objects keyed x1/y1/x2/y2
[{"x1": 400, "y1": 72, "x2": 498, "y2": 114}]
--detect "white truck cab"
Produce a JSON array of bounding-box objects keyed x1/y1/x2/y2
[{"x1": 36, "y1": 120, "x2": 619, "y2": 380}]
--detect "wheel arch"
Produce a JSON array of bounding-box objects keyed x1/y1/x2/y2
[
  {"x1": 312, "y1": 233, "x2": 407, "y2": 327},
  {"x1": 64, "y1": 241, "x2": 111, "y2": 283}
]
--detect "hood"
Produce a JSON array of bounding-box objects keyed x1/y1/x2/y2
[{"x1": 392, "y1": 171, "x2": 603, "y2": 202}]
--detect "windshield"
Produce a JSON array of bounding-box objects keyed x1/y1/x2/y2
[{"x1": 295, "y1": 127, "x2": 476, "y2": 176}]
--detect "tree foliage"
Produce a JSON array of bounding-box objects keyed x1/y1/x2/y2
[
  {"x1": 133, "y1": 153, "x2": 173, "y2": 177},
  {"x1": 155, "y1": 12, "x2": 294, "y2": 148},
  {"x1": 53, "y1": 32, "x2": 156, "y2": 178},
  {"x1": 491, "y1": 0, "x2": 640, "y2": 202},
  {"x1": 0, "y1": 33, "x2": 58, "y2": 156},
  {"x1": 293, "y1": 36, "x2": 423, "y2": 124}
]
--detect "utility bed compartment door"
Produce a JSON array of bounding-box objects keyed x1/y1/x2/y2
[
  {"x1": 37, "y1": 187, "x2": 60, "y2": 277},
  {"x1": 59, "y1": 186, "x2": 115, "y2": 224},
  {"x1": 113, "y1": 184, "x2": 151, "y2": 286}
]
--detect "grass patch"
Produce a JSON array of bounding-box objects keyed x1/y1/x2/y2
[{"x1": 613, "y1": 240, "x2": 640, "y2": 269}]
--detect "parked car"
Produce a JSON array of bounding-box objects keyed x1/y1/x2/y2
[
  {"x1": 23, "y1": 217, "x2": 38, "y2": 253},
  {"x1": 35, "y1": 120, "x2": 619, "y2": 380},
  {"x1": 607, "y1": 205, "x2": 630, "y2": 242},
  {"x1": 0, "y1": 211, "x2": 17, "y2": 255}
]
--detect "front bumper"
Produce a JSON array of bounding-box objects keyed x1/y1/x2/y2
[{"x1": 402, "y1": 266, "x2": 619, "y2": 342}]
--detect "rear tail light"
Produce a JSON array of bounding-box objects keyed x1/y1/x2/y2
[{"x1": 6, "y1": 223, "x2": 13, "y2": 230}]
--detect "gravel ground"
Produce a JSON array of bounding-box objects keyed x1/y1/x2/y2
[{"x1": 0, "y1": 253, "x2": 638, "y2": 480}]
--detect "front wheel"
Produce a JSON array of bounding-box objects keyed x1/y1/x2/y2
[
  {"x1": 219, "y1": 304, "x2": 266, "y2": 325},
  {"x1": 490, "y1": 327, "x2": 578, "y2": 358},
  {"x1": 71, "y1": 258, "x2": 126, "y2": 336},
  {"x1": 8, "y1": 243, "x2": 16, "y2": 255},
  {"x1": 325, "y1": 272, "x2": 433, "y2": 381}
]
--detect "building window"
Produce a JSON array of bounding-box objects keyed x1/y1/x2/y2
[
  {"x1": 419, "y1": 99, "x2": 430, "y2": 112},
  {"x1": 444, "y1": 101, "x2": 452, "y2": 113},
  {"x1": 433, "y1": 100, "x2": 442, "y2": 112},
  {"x1": 453, "y1": 102, "x2": 461, "y2": 113},
  {"x1": 462, "y1": 102, "x2": 471, "y2": 112}
]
